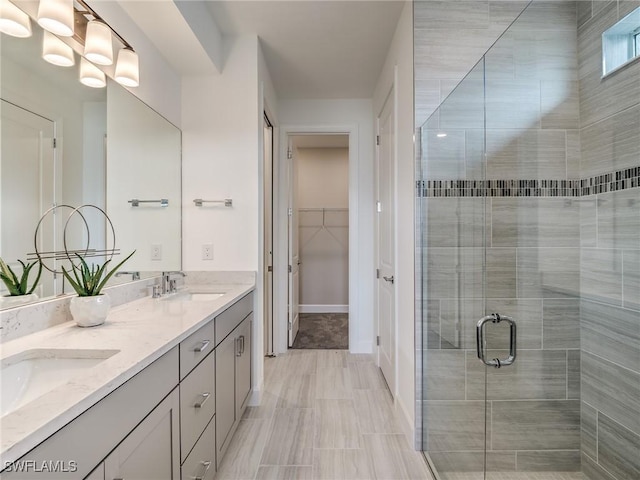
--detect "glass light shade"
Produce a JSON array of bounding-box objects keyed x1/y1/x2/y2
[
  {"x1": 79, "y1": 58, "x2": 106, "y2": 88},
  {"x1": 84, "y1": 20, "x2": 113, "y2": 65},
  {"x1": 114, "y1": 48, "x2": 139, "y2": 87},
  {"x1": 37, "y1": 0, "x2": 73, "y2": 37},
  {"x1": 0, "y1": 0, "x2": 32, "y2": 38},
  {"x1": 42, "y1": 31, "x2": 74, "y2": 67}
]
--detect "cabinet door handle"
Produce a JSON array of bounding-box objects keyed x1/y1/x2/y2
[
  {"x1": 236, "y1": 337, "x2": 242, "y2": 357},
  {"x1": 192, "y1": 460, "x2": 212, "y2": 480},
  {"x1": 194, "y1": 339, "x2": 210, "y2": 353},
  {"x1": 240, "y1": 335, "x2": 245, "y2": 355},
  {"x1": 194, "y1": 392, "x2": 211, "y2": 408}
]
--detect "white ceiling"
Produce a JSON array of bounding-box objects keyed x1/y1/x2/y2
[{"x1": 121, "y1": 1, "x2": 405, "y2": 99}]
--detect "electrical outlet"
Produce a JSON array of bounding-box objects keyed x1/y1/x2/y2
[
  {"x1": 151, "y1": 244, "x2": 162, "y2": 261},
  {"x1": 202, "y1": 244, "x2": 213, "y2": 260}
]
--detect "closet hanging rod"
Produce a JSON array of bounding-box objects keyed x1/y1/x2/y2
[
  {"x1": 193, "y1": 199, "x2": 233, "y2": 207},
  {"x1": 128, "y1": 199, "x2": 168, "y2": 207},
  {"x1": 298, "y1": 207, "x2": 348, "y2": 212}
]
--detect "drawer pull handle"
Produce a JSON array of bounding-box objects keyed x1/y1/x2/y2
[
  {"x1": 194, "y1": 392, "x2": 211, "y2": 408},
  {"x1": 192, "y1": 460, "x2": 212, "y2": 480},
  {"x1": 194, "y1": 339, "x2": 210, "y2": 353}
]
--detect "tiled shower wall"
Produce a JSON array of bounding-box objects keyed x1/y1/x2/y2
[
  {"x1": 577, "y1": 2, "x2": 640, "y2": 480},
  {"x1": 420, "y1": 1, "x2": 640, "y2": 477},
  {"x1": 420, "y1": 2, "x2": 584, "y2": 474}
]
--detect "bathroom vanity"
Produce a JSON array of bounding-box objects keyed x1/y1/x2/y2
[{"x1": 0, "y1": 282, "x2": 254, "y2": 479}]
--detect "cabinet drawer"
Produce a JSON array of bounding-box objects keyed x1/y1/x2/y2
[
  {"x1": 180, "y1": 320, "x2": 215, "y2": 380},
  {"x1": 215, "y1": 292, "x2": 253, "y2": 346},
  {"x1": 181, "y1": 416, "x2": 215, "y2": 480},
  {"x1": 180, "y1": 351, "x2": 215, "y2": 463}
]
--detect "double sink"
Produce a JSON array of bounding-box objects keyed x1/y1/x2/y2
[{"x1": 0, "y1": 288, "x2": 225, "y2": 419}]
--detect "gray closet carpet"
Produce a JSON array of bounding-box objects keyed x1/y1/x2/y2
[{"x1": 291, "y1": 313, "x2": 348, "y2": 350}]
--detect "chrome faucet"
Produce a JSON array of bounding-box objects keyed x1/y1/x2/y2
[
  {"x1": 115, "y1": 271, "x2": 140, "y2": 281},
  {"x1": 161, "y1": 271, "x2": 186, "y2": 295}
]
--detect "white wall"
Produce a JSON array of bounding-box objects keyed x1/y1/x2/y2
[
  {"x1": 297, "y1": 147, "x2": 349, "y2": 309},
  {"x1": 181, "y1": 35, "x2": 260, "y2": 272},
  {"x1": 182, "y1": 34, "x2": 279, "y2": 403},
  {"x1": 277, "y1": 99, "x2": 374, "y2": 353},
  {"x1": 372, "y1": 1, "x2": 416, "y2": 444}
]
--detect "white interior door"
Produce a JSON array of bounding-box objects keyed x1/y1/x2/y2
[
  {"x1": 287, "y1": 138, "x2": 300, "y2": 347},
  {"x1": 264, "y1": 115, "x2": 274, "y2": 355},
  {"x1": 0, "y1": 100, "x2": 56, "y2": 297},
  {"x1": 377, "y1": 90, "x2": 396, "y2": 392}
]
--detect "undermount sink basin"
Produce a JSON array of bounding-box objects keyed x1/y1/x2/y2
[
  {"x1": 164, "y1": 292, "x2": 225, "y2": 302},
  {"x1": 0, "y1": 348, "x2": 119, "y2": 417}
]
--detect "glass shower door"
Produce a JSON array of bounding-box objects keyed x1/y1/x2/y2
[
  {"x1": 419, "y1": 58, "x2": 489, "y2": 480},
  {"x1": 482, "y1": 1, "x2": 582, "y2": 478}
]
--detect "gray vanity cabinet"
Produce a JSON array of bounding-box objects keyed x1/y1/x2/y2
[
  {"x1": 104, "y1": 388, "x2": 180, "y2": 480},
  {"x1": 1, "y1": 291, "x2": 254, "y2": 480},
  {"x1": 235, "y1": 314, "x2": 252, "y2": 418},
  {"x1": 214, "y1": 293, "x2": 253, "y2": 469},
  {"x1": 214, "y1": 331, "x2": 237, "y2": 465}
]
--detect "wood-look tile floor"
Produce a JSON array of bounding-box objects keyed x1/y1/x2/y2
[
  {"x1": 441, "y1": 473, "x2": 584, "y2": 480},
  {"x1": 216, "y1": 350, "x2": 434, "y2": 480}
]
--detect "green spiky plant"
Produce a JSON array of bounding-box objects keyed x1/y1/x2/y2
[
  {"x1": 62, "y1": 251, "x2": 135, "y2": 297},
  {"x1": 0, "y1": 258, "x2": 43, "y2": 296}
]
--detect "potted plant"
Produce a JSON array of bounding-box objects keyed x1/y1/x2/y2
[
  {"x1": 0, "y1": 258, "x2": 43, "y2": 307},
  {"x1": 62, "y1": 251, "x2": 135, "y2": 327}
]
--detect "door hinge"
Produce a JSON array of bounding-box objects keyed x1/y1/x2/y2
[
  {"x1": 288, "y1": 321, "x2": 292, "y2": 330},
  {"x1": 376, "y1": 201, "x2": 382, "y2": 213},
  {"x1": 376, "y1": 135, "x2": 380, "y2": 146},
  {"x1": 267, "y1": 265, "x2": 273, "y2": 272},
  {"x1": 376, "y1": 268, "x2": 380, "y2": 279},
  {"x1": 52, "y1": 138, "x2": 57, "y2": 148},
  {"x1": 287, "y1": 148, "x2": 293, "y2": 159},
  {"x1": 376, "y1": 335, "x2": 380, "y2": 346},
  {"x1": 288, "y1": 264, "x2": 292, "y2": 273},
  {"x1": 288, "y1": 207, "x2": 293, "y2": 216}
]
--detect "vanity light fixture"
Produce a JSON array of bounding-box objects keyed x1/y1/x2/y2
[
  {"x1": 42, "y1": 30, "x2": 75, "y2": 66},
  {"x1": 0, "y1": 0, "x2": 32, "y2": 38},
  {"x1": 79, "y1": 57, "x2": 106, "y2": 88},
  {"x1": 37, "y1": 0, "x2": 74, "y2": 37},
  {"x1": 84, "y1": 20, "x2": 113, "y2": 65},
  {"x1": 114, "y1": 47, "x2": 139, "y2": 87}
]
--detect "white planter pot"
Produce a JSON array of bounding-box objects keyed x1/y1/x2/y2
[
  {"x1": 70, "y1": 295, "x2": 111, "y2": 327},
  {"x1": 0, "y1": 293, "x2": 39, "y2": 308}
]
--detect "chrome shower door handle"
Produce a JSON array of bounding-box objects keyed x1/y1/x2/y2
[{"x1": 476, "y1": 313, "x2": 517, "y2": 368}]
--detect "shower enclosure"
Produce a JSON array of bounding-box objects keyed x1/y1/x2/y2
[{"x1": 416, "y1": 1, "x2": 640, "y2": 479}]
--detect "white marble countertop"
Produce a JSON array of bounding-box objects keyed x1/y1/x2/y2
[{"x1": 0, "y1": 281, "x2": 255, "y2": 466}]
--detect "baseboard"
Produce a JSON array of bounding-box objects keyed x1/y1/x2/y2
[
  {"x1": 248, "y1": 386, "x2": 262, "y2": 406},
  {"x1": 299, "y1": 304, "x2": 348, "y2": 313},
  {"x1": 395, "y1": 396, "x2": 416, "y2": 450},
  {"x1": 351, "y1": 340, "x2": 373, "y2": 354}
]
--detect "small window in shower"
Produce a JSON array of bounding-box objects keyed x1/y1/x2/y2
[{"x1": 602, "y1": 6, "x2": 640, "y2": 76}]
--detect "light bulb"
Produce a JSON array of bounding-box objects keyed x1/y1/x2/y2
[
  {"x1": 0, "y1": 0, "x2": 32, "y2": 38},
  {"x1": 115, "y1": 48, "x2": 139, "y2": 87},
  {"x1": 42, "y1": 31, "x2": 75, "y2": 67},
  {"x1": 37, "y1": 0, "x2": 74, "y2": 37},
  {"x1": 84, "y1": 20, "x2": 113, "y2": 66},
  {"x1": 80, "y1": 58, "x2": 106, "y2": 88}
]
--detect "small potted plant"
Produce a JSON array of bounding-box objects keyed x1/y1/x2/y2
[
  {"x1": 0, "y1": 258, "x2": 43, "y2": 307},
  {"x1": 62, "y1": 251, "x2": 135, "y2": 327}
]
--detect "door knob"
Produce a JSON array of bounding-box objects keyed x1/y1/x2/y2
[{"x1": 383, "y1": 275, "x2": 394, "y2": 284}]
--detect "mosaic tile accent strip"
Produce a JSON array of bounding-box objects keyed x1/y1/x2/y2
[{"x1": 418, "y1": 166, "x2": 640, "y2": 198}]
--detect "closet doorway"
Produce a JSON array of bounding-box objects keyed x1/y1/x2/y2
[{"x1": 288, "y1": 134, "x2": 350, "y2": 349}]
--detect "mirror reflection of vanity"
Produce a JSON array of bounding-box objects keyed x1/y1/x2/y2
[{"x1": 0, "y1": 6, "x2": 181, "y2": 309}]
